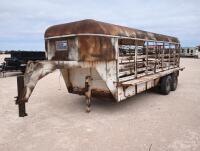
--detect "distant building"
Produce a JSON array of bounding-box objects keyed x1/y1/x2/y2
[{"x1": 181, "y1": 47, "x2": 199, "y2": 58}]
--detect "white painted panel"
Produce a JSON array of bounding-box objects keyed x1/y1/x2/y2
[
  {"x1": 147, "y1": 80, "x2": 154, "y2": 89},
  {"x1": 95, "y1": 61, "x2": 118, "y2": 100},
  {"x1": 125, "y1": 86, "x2": 136, "y2": 98},
  {"x1": 137, "y1": 83, "x2": 146, "y2": 93},
  {"x1": 67, "y1": 68, "x2": 109, "y2": 90},
  {"x1": 69, "y1": 68, "x2": 90, "y2": 87}
]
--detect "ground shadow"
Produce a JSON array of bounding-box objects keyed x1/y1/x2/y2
[{"x1": 67, "y1": 87, "x2": 160, "y2": 114}]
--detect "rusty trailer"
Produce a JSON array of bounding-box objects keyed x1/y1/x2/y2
[{"x1": 15, "y1": 19, "x2": 184, "y2": 117}]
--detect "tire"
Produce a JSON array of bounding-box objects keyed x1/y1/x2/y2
[
  {"x1": 170, "y1": 73, "x2": 178, "y2": 91},
  {"x1": 160, "y1": 75, "x2": 171, "y2": 95}
]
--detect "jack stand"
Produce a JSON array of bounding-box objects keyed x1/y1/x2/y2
[
  {"x1": 15, "y1": 75, "x2": 27, "y2": 117},
  {"x1": 85, "y1": 76, "x2": 92, "y2": 113}
]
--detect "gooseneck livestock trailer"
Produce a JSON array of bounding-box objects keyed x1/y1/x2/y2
[{"x1": 15, "y1": 19, "x2": 184, "y2": 117}]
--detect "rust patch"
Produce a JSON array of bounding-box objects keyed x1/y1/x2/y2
[
  {"x1": 68, "y1": 86, "x2": 113, "y2": 98},
  {"x1": 91, "y1": 89, "x2": 113, "y2": 98},
  {"x1": 119, "y1": 39, "x2": 144, "y2": 46},
  {"x1": 78, "y1": 36, "x2": 115, "y2": 61},
  {"x1": 45, "y1": 19, "x2": 179, "y2": 43}
]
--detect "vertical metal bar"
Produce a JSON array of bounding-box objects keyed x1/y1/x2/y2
[
  {"x1": 115, "y1": 38, "x2": 120, "y2": 101},
  {"x1": 169, "y1": 43, "x2": 171, "y2": 69},
  {"x1": 162, "y1": 42, "x2": 164, "y2": 71},
  {"x1": 178, "y1": 44, "x2": 180, "y2": 67},
  {"x1": 159, "y1": 43, "x2": 162, "y2": 71},
  {"x1": 174, "y1": 44, "x2": 176, "y2": 67},
  {"x1": 145, "y1": 81, "x2": 148, "y2": 92},
  {"x1": 146, "y1": 41, "x2": 149, "y2": 75},
  {"x1": 135, "y1": 84, "x2": 138, "y2": 94},
  {"x1": 157, "y1": 43, "x2": 159, "y2": 71},
  {"x1": 135, "y1": 41, "x2": 138, "y2": 78},
  {"x1": 17, "y1": 75, "x2": 27, "y2": 117},
  {"x1": 47, "y1": 40, "x2": 50, "y2": 60},
  {"x1": 154, "y1": 41, "x2": 157, "y2": 73},
  {"x1": 85, "y1": 76, "x2": 92, "y2": 113},
  {"x1": 115, "y1": 38, "x2": 119, "y2": 81}
]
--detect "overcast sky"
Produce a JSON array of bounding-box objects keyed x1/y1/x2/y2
[{"x1": 0, "y1": 0, "x2": 200, "y2": 50}]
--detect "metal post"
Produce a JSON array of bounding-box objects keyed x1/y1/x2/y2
[
  {"x1": 16, "y1": 75, "x2": 28, "y2": 117},
  {"x1": 135, "y1": 41, "x2": 138, "y2": 78},
  {"x1": 155, "y1": 43, "x2": 159, "y2": 71},
  {"x1": 174, "y1": 45, "x2": 176, "y2": 67},
  {"x1": 162, "y1": 42, "x2": 164, "y2": 71},
  {"x1": 85, "y1": 76, "x2": 92, "y2": 113},
  {"x1": 169, "y1": 44, "x2": 171, "y2": 69},
  {"x1": 178, "y1": 44, "x2": 180, "y2": 67},
  {"x1": 145, "y1": 41, "x2": 149, "y2": 75},
  {"x1": 154, "y1": 42, "x2": 157, "y2": 73}
]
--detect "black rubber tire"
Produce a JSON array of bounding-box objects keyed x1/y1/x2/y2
[
  {"x1": 160, "y1": 75, "x2": 171, "y2": 95},
  {"x1": 170, "y1": 73, "x2": 178, "y2": 91}
]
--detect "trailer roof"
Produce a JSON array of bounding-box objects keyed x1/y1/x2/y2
[{"x1": 45, "y1": 19, "x2": 179, "y2": 43}]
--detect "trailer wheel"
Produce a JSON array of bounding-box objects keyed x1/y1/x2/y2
[
  {"x1": 160, "y1": 75, "x2": 171, "y2": 95},
  {"x1": 170, "y1": 73, "x2": 178, "y2": 91}
]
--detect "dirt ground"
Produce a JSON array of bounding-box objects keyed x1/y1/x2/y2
[{"x1": 0, "y1": 57, "x2": 200, "y2": 151}]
